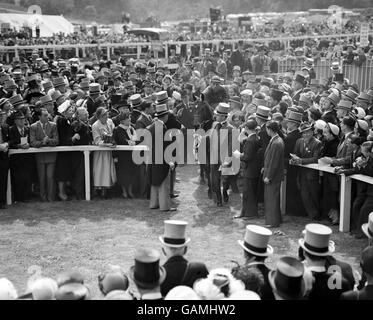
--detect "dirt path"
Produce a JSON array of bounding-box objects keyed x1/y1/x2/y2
[{"x1": 0, "y1": 165, "x2": 366, "y2": 298}]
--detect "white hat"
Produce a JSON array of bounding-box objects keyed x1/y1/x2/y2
[
  {"x1": 362, "y1": 212, "x2": 373, "y2": 239},
  {"x1": 355, "y1": 107, "x2": 366, "y2": 120},
  {"x1": 0, "y1": 278, "x2": 18, "y2": 300},
  {"x1": 327, "y1": 122, "x2": 340, "y2": 136},
  {"x1": 159, "y1": 220, "x2": 190, "y2": 248},
  {"x1": 165, "y1": 286, "x2": 200, "y2": 300},
  {"x1": 27, "y1": 277, "x2": 58, "y2": 300},
  {"x1": 172, "y1": 91, "x2": 181, "y2": 101},
  {"x1": 238, "y1": 225, "x2": 273, "y2": 257},
  {"x1": 240, "y1": 89, "x2": 253, "y2": 96},
  {"x1": 314, "y1": 119, "x2": 327, "y2": 131},
  {"x1": 298, "y1": 224, "x2": 335, "y2": 257},
  {"x1": 226, "y1": 290, "x2": 261, "y2": 300},
  {"x1": 58, "y1": 100, "x2": 72, "y2": 114},
  {"x1": 357, "y1": 119, "x2": 369, "y2": 132}
]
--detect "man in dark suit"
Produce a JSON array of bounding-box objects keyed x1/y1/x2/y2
[
  {"x1": 341, "y1": 246, "x2": 373, "y2": 300},
  {"x1": 237, "y1": 224, "x2": 275, "y2": 300},
  {"x1": 8, "y1": 111, "x2": 33, "y2": 202},
  {"x1": 148, "y1": 103, "x2": 176, "y2": 212},
  {"x1": 291, "y1": 122, "x2": 322, "y2": 220},
  {"x1": 159, "y1": 220, "x2": 208, "y2": 297},
  {"x1": 209, "y1": 103, "x2": 234, "y2": 207},
  {"x1": 284, "y1": 111, "x2": 305, "y2": 216},
  {"x1": 251, "y1": 46, "x2": 269, "y2": 75},
  {"x1": 291, "y1": 74, "x2": 307, "y2": 104},
  {"x1": 136, "y1": 101, "x2": 154, "y2": 199},
  {"x1": 263, "y1": 121, "x2": 284, "y2": 228},
  {"x1": 0, "y1": 114, "x2": 9, "y2": 209},
  {"x1": 30, "y1": 108, "x2": 59, "y2": 202},
  {"x1": 234, "y1": 119, "x2": 261, "y2": 219},
  {"x1": 230, "y1": 41, "x2": 245, "y2": 71}
]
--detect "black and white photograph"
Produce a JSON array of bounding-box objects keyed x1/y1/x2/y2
[{"x1": 0, "y1": 0, "x2": 373, "y2": 304}]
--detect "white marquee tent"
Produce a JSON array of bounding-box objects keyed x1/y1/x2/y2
[{"x1": 0, "y1": 13, "x2": 74, "y2": 37}]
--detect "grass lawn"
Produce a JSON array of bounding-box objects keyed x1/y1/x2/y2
[{"x1": 0, "y1": 165, "x2": 367, "y2": 299}]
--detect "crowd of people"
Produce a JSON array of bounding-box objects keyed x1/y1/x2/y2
[
  {"x1": 0, "y1": 218, "x2": 372, "y2": 300},
  {"x1": 0, "y1": 38, "x2": 373, "y2": 299}
]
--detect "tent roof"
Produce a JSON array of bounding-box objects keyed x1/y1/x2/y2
[{"x1": 0, "y1": 13, "x2": 74, "y2": 37}]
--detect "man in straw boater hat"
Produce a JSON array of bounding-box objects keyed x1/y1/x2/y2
[
  {"x1": 159, "y1": 220, "x2": 208, "y2": 297},
  {"x1": 209, "y1": 102, "x2": 234, "y2": 207},
  {"x1": 268, "y1": 256, "x2": 308, "y2": 300},
  {"x1": 130, "y1": 248, "x2": 166, "y2": 300},
  {"x1": 283, "y1": 111, "x2": 305, "y2": 217},
  {"x1": 129, "y1": 93, "x2": 143, "y2": 126},
  {"x1": 85, "y1": 83, "x2": 103, "y2": 117},
  {"x1": 298, "y1": 223, "x2": 354, "y2": 300},
  {"x1": 148, "y1": 98, "x2": 177, "y2": 212},
  {"x1": 237, "y1": 224, "x2": 275, "y2": 300},
  {"x1": 291, "y1": 122, "x2": 323, "y2": 221}
]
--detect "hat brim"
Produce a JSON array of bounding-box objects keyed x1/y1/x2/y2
[
  {"x1": 154, "y1": 110, "x2": 169, "y2": 117},
  {"x1": 286, "y1": 119, "x2": 302, "y2": 124},
  {"x1": 256, "y1": 114, "x2": 271, "y2": 121},
  {"x1": 362, "y1": 224, "x2": 372, "y2": 239},
  {"x1": 298, "y1": 238, "x2": 335, "y2": 257},
  {"x1": 299, "y1": 127, "x2": 313, "y2": 133},
  {"x1": 129, "y1": 265, "x2": 166, "y2": 289},
  {"x1": 159, "y1": 236, "x2": 191, "y2": 248},
  {"x1": 268, "y1": 270, "x2": 306, "y2": 300},
  {"x1": 214, "y1": 110, "x2": 228, "y2": 116},
  {"x1": 238, "y1": 240, "x2": 273, "y2": 257}
]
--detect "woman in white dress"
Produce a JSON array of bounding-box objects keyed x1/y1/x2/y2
[{"x1": 92, "y1": 107, "x2": 116, "y2": 198}]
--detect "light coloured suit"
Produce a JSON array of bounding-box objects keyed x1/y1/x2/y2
[{"x1": 30, "y1": 121, "x2": 59, "y2": 201}]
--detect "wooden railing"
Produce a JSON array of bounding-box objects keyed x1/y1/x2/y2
[{"x1": 6, "y1": 145, "x2": 148, "y2": 205}]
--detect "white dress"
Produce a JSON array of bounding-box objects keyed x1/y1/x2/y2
[{"x1": 92, "y1": 119, "x2": 117, "y2": 187}]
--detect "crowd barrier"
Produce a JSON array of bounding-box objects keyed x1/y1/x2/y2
[
  {"x1": 6, "y1": 145, "x2": 148, "y2": 205},
  {"x1": 287, "y1": 163, "x2": 373, "y2": 233},
  {"x1": 6, "y1": 144, "x2": 373, "y2": 233},
  {"x1": 0, "y1": 32, "x2": 371, "y2": 62}
]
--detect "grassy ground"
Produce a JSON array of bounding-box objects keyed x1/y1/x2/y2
[{"x1": 0, "y1": 165, "x2": 367, "y2": 299}]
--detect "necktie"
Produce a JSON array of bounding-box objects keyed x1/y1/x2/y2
[{"x1": 21, "y1": 129, "x2": 24, "y2": 137}]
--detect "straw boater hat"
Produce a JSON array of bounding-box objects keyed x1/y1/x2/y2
[
  {"x1": 214, "y1": 102, "x2": 230, "y2": 116},
  {"x1": 42, "y1": 81, "x2": 54, "y2": 93},
  {"x1": 229, "y1": 96, "x2": 243, "y2": 108},
  {"x1": 159, "y1": 220, "x2": 191, "y2": 248},
  {"x1": 304, "y1": 58, "x2": 314, "y2": 69},
  {"x1": 330, "y1": 61, "x2": 340, "y2": 71},
  {"x1": 362, "y1": 212, "x2": 373, "y2": 239},
  {"x1": 238, "y1": 225, "x2": 273, "y2": 257},
  {"x1": 336, "y1": 100, "x2": 353, "y2": 111},
  {"x1": 341, "y1": 89, "x2": 358, "y2": 102},
  {"x1": 357, "y1": 92, "x2": 371, "y2": 103},
  {"x1": 154, "y1": 103, "x2": 169, "y2": 118},
  {"x1": 89, "y1": 83, "x2": 102, "y2": 95},
  {"x1": 129, "y1": 248, "x2": 166, "y2": 289},
  {"x1": 129, "y1": 94, "x2": 143, "y2": 108},
  {"x1": 9, "y1": 94, "x2": 25, "y2": 107},
  {"x1": 268, "y1": 256, "x2": 306, "y2": 300},
  {"x1": 326, "y1": 92, "x2": 340, "y2": 107},
  {"x1": 52, "y1": 77, "x2": 66, "y2": 88},
  {"x1": 155, "y1": 91, "x2": 170, "y2": 105},
  {"x1": 255, "y1": 106, "x2": 271, "y2": 121},
  {"x1": 51, "y1": 90, "x2": 63, "y2": 102},
  {"x1": 298, "y1": 223, "x2": 335, "y2": 257},
  {"x1": 4, "y1": 79, "x2": 18, "y2": 91},
  {"x1": 286, "y1": 111, "x2": 303, "y2": 124},
  {"x1": 40, "y1": 95, "x2": 53, "y2": 106}
]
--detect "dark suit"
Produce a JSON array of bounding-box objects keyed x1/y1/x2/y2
[
  {"x1": 292, "y1": 89, "x2": 304, "y2": 104},
  {"x1": 148, "y1": 119, "x2": 172, "y2": 210},
  {"x1": 332, "y1": 132, "x2": 354, "y2": 167},
  {"x1": 230, "y1": 49, "x2": 244, "y2": 71},
  {"x1": 136, "y1": 113, "x2": 153, "y2": 198},
  {"x1": 341, "y1": 285, "x2": 373, "y2": 300},
  {"x1": 284, "y1": 129, "x2": 305, "y2": 216},
  {"x1": 241, "y1": 133, "x2": 261, "y2": 217},
  {"x1": 325, "y1": 255, "x2": 355, "y2": 290},
  {"x1": 161, "y1": 255, "x2": 208, "y2": 297},
  {"x1": 263, "y1": 134, "x2": 284, "y2": 226},
  {"x1": 209, "y1": 121, "x2": 234, "y2": 204},
  {"x1": 245, "y1": 261, "x2": 275, "y2": 300},
  {"x1": 257, "y1": 123, "x2": 271, "y2": 203},
  {"x1": 0, "y1": 124, "x2": 9, "y2": 206},
  {"x1": 30, "y1": 121, "x2": 59, "y2": 201},
  {"x1": 293, "y1": 137, "x2": 322, "y2": 220},
  {"x1": 9, "y1": 125, "x2": 33, "y2": 202}
]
